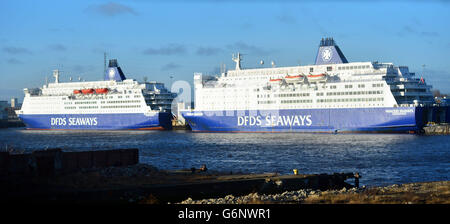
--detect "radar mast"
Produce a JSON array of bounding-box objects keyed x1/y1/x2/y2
[{"x1": 232, "y1": 52, "x2": 242, "y2": 70}]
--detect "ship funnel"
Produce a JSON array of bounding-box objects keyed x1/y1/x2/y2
[
  {"x1": 314, "y1": 37, "x2": 348, "y2": 65},
  {"x1": 104, "y1": 59, "x2": 126, "y2": 81}
]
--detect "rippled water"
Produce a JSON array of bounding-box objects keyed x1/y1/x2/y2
[{"x1": 1, "y1": 128, "x2": 449, "y2": 186}]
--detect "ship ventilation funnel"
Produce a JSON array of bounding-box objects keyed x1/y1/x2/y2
[
  {"x1": 104, "y1": 59, "x2": 127, "y2": 81},
  {"x1": 314, "y1": 37, "x2": 348, "y2": 65}
]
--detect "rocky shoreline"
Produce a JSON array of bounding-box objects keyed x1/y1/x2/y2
[
  {"x1": 177, "y1": 181, "x2": 450, "y2": 204},
  {"x1": 2, "y1": 161, "x2": 448, "y2": 204}
]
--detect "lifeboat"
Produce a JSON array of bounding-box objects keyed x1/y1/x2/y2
[
  {"x1": 73, "y1": 90, "x2": 81, "y2": 94},
  {"x1": 269, "y1": 78, "x2": 282, "y2": 83},
  {"x1": 95, "y1": 88, "x2": 109, "y2": 94},
  {"x1": 285, "y1": 74, "x2": 305, "y2": 83},
  {"x1": 307, "y1": 73, "x2": 327, "y2": 82},
  {"x1": 81, "y1": 89, "x2": 95, "y2": 94}
]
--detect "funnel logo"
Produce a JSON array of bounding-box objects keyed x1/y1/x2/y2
[
  {"x1": 108, "y1": 68, "x2": 115, "y2": 79},
  {"x1": 321, "y1": 47, "x2": 332, "y2": 62}
]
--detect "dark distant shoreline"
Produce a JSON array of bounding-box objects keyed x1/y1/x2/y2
[{"x1": 0, "y1": 120, "x2": 25, "y2": 128}]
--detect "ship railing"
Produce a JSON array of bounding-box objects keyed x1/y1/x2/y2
[
  {"x1": 392, "y1": 91, "x2": 433, "y2": 97},
  {"x1": 398, "y1": 102, "x2": 434, "y2": 107},
  {"x1": 325, "y1": 78, "x2": 384, "y2": 84},
  {"x1": 390, "y1": 83, "x2": 429, "y2": 89}
]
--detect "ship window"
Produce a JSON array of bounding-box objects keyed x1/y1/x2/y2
[
  {"x1": 327, "y1": 66, "x2": 332, "y2": 71},
  {"x1": 309, "y1": 67, "x2": 314, "y2": 72}
]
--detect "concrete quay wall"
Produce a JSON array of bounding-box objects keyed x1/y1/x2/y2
[{"x1": 0, "y1": 148, "x2": 139, "y2": 176}]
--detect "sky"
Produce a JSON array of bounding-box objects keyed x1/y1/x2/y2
[{"x1": 1, "y1": 0, "x2": 450, "y2": 102}]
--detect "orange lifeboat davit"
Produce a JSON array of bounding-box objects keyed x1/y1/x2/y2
[
  {"x1": 73, "y1": 90, "x2": 81, "y2": 94},
  {"x1": 81, "y1": 89, "x2": 95, "y2": 94},
  {"x1": 307, "y1": 73, "x2": 327, "y2": 82},
  {"x1": 95, "y1": 88, "x2": 109, "y2": 94},
  {"x1": 285, "y1": 74, "x2": 305, "y2": 83}
]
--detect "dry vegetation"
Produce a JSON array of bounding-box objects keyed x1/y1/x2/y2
[
  {"x1": 178, "y1": 181, "x2": 450, "y2": 204},
  {"x1": 303, "y1": 181, "x2": 450, "y2": 204}
]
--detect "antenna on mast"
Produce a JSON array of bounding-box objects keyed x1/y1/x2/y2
[
  {"x1": 53, "y1": 70, "x2": 60, "y2": 83},
  {"x1": 104, "y1": 52, "x2": 107, "y2": 78},
  {"x1": 232, "y1": 52, "x2": 242, "y2": 70}
]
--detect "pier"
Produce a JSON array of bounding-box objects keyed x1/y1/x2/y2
[
  {"x1": 0, "y1": 148, "x2": 357, "y2": 203},
  {"x1": 423, "y1": 124, "x2": 450, "y2": 135},
  {"x1": 0, "y1": 148, "x2": 448, "y2": 204}
]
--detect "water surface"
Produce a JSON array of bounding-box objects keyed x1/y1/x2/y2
[{"x1": 1, "y1": 128, "x2": 448, "y2": 186}]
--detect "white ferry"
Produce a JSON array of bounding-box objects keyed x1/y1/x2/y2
[
  {"x1": 182, "y1": 38, "x2": 441, "y2": 133},
  {"x1": 16, "y1": 59, "x2": 176, "y2": 130}
]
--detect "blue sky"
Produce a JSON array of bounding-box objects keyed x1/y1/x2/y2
[{"x1": 1, "y1": 0, "x2": 449, "y2": 102}]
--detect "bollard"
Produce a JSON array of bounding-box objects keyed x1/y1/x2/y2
[
  {"x1": 354, "y1": 172, "x2": 360, "y2": 188},
  {"x1": 200, "y1": 164, "x2": 207, "y2": 172}
]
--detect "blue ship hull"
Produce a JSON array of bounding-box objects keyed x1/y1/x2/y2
[
  {"x1": 18, "y1": 112, "x2": 172, "y2": 130},
  {"x1": 182, "y1": 107, "x2": 426, "y2": 133}
]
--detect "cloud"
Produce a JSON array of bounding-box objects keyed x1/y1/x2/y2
[
  {"x1": 196, "y1": 47, "x2": 223, "y2": 56},
  {"x1": 226, "y1": 41, "x2": 273, "y2": 55},
  {"x1": 48, "y1": 28, "x2": 61, "y2": 32},
  {"x1": 86, "y1": 2, "x2": 137, "y2": 17},
  {"x1": 211, "y1": 66, "x2": 221, "y2": 74},
  {"x1": 276, "y1": 14, "x2": 297, "y2": 25},
  {"x1": 0, "y1": 89, "x2": 24, "y2": 100},
  {"x1": 421, "y1": 68, "x2": 450, "y2": 93},
  {"x1": 143, "y1": 44, "x2": 187, "y2": 55},
  {"x1": 241, "y1": 23, "x2": 253, "y2": 30},
  {"x1": 72, "y1": 64, "x2": 95, "y2": 74},
  {"x1": 6, "y1": 58, "x2": 22, "y2": 64},
  {"x1": 419, "y1": 31, "x2": 439, "y2": 37},
  {"x1": 402, "y1": 25, "x2": 439, "y2": 37},
  {"x1": 48, "y1": 44, "x2": 67, "y2": 51},
  {"x1": 161, "y1": 62, "x2": 181, "y2": 71},
  {"x1": 2, "y1": 47, "x2": 32, "y2": 55}
]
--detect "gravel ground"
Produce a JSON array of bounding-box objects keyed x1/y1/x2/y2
[
  {"x1": 177, "y1": 181, "x2": 450, "y2": 204},
  {"x1": 177, "y1": 187, "x2": 362, "y2": 204}
]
